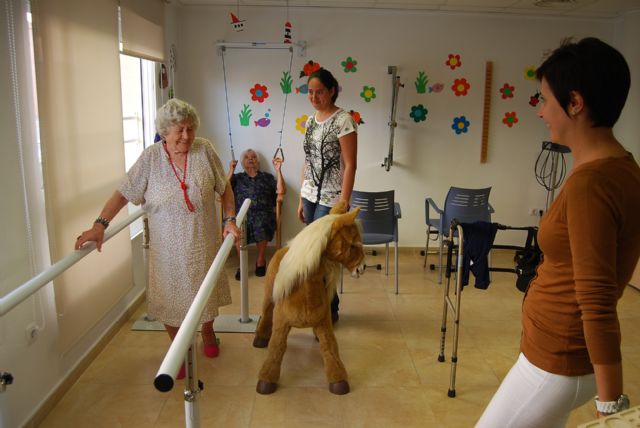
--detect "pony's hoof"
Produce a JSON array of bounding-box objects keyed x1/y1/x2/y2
[
  {"x1": 256, "y1": 380, "x2": 278, "y2": 395},
  {"x1": 253, "y1": 336, "x2": 269, "y2": 348},
  {"x1": 329, "y1": 380, "x2": 350, "y2": 395}
]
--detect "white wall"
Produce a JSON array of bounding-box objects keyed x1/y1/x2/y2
[{"x1": 173, "y1": 6, "x2": 630, "y2": 247}]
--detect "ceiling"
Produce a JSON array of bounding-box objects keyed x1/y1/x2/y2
[{"x1": 176, "y1": 0, "x2": 640, "y2": 18}]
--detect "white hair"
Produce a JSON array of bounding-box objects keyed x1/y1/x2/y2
[{"x1": 155, "y1": 98, "x2": 200, "y2": 137}]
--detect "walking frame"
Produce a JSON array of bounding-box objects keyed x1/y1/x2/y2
[{"x1": 437, "y1": 219, "x2": 538, "y2": 398}]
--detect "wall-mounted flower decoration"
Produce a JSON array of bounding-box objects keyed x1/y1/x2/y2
[
  {"x1": 446, "y1": 54, "x2": 462, "y2": 70},
  {"x1": 500, "y1": 83, "x2": 515, "y2": 99},
  {"x1": 410, "y1": 104, "x2": 428, "y2": 122},
  {"x1": 529, "y1": 92, "x2": 540, "y2": 107},
  {"x1": 452, "y1": 116, "x2": 470, "y2": 134},
  {"x1": 360, "y1": 86, "x2": 377, "y2": 102},
  {"x1": 349, "y1": 110, "x2": 364, "y2": 125},
  {"x1": 503, "y1": 112, "x2": 519, "y2": 127},
  {"x1": 341, "y1": 56, "x2": 358, "y2": 73},
  {"x1": 300, "y1": 60, "x2": 321, "y2": 78},
  {"x1": 295, "y1": 114, "x2": 309, "y2": 134},
  {"x1": 250, "y1": 84, "x2": 269, "y2": 103},
  {"x1": 451, "y1": 78, "x2": 471, "y2": 96},
  {"x1": 524, "y1": 65, "x2": 537, "y2": 80}
]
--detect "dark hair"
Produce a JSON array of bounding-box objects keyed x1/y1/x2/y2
[
  {"x1": 536, "y1": 37, "x2": 630, "y2": 128},
  {"x1": 308, "y1": 68, "x2": 339, "y2": 103}
]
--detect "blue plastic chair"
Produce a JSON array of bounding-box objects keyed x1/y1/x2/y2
[
  {"x1": 424, "y1": 187, "x2": 493, "y2": 283},
  {"x1": 349, "y1": 190, "x2": 402, "y2": 294}
]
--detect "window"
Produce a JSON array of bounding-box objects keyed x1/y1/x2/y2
[{"x1": 119, "y1": 54, "x2": 157, "y2": 237}]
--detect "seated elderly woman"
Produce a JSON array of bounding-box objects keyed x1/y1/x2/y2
[{"x1": 228, "y1": 149, "x2": 285, "y2": 279}]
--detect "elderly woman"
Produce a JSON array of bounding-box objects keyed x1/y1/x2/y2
[
  {"x1": 75, "y1": 99, "x2": 240, "y2": 379},
  {"x1": 477, "y1": 38, "x2": 640, "y2": 427},
  {"x1": 227, "y1": 149, "x2": 285, "y2": 279}
]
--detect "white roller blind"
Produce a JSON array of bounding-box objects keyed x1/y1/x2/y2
[
  {"x1": 32, "y1": 0, "x2": 134, "y2": 352},
  {"x1": 120, "y1": 0, "x2": 165, "y2": 62}
]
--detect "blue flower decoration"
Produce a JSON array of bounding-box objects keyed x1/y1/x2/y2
[
  {"x1": 452, "y1": 116, "x2": 470, "y2": 134},
  {"x1": 410, "y1": 104, "x2": 428, "y2": 123}
]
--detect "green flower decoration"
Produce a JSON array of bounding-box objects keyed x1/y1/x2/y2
[
  {"x1": 360, "y1": 86, "x2": 376, "y2": 102},
  {"x1": 341, "y1": 56, "x2": 358, "y2": 73},
  {"x1": 280, "y1": 71, "x2": 293, "y2": 94},
  {"x1": 239, "y1": 104, "x2": 252, "y2": 127},
  {"x1": 410, "y1": 104, "x2": 428, "y2": 122},
  {"x1": 415, "y1": 71, "x2": 429, "y2": 94},
  {"x1": 524, "y1": 65, "x2": 537, "y2": 81}
]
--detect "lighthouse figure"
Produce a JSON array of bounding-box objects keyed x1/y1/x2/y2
[
  {"x1": 230, "y1": 13, "x2": 245, "y2": 32},
  {"x1": 284, "y1": 21, "x2": 292, "y2": 43}
]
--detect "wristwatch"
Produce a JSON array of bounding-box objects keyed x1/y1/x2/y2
[
  {"x1": 223, "y1": 216, "x2": 236, "y2": 225},
  {"x1": 595, "y1": 394, "x2": 630, "y2": 415}
]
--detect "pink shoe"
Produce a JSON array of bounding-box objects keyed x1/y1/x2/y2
[
  {"x1": 204, "y1": 343, "x2": 219, "y2": 358},
  {"x1": 176, "y1": 363, "x2": 185, "y2": 380}
]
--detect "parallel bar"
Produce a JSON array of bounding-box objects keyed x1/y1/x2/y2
[
  {"x1": 0, "y1": 209, "x2": 144, "y2": 317},
  {"x1": 154, "y1": 199, "x2": 251, "y2": 392}
]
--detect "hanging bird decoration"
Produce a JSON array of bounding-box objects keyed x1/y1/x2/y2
[
  {"x1": 284, "y1": 21, "x2": 292, "y2": 44},
  {"x1": 230, "y1": 12, "x2": 245, "y2": 31}
]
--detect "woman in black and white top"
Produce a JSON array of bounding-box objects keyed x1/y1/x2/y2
[{"x1": 297, "y1": 67, "x2": 358, "y2": 322}]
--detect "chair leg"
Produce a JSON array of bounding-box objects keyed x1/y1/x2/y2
[
  {"x1": 384, "y1": 243, "x2": 389, "y2": 276},
  {"x1": 394, "y1": 239, "x2": 399, "y2": 294},
  {"x1": 424, "y1": 226, "x2": 431, "y2": 268}
]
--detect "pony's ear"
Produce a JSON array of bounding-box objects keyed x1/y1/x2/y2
[
  {"x1": 330, "y1": 200, "x2": 348, "y2": 215},
  {"x1": 331, "y1": 207, "x2": 360, "y2": 236}
]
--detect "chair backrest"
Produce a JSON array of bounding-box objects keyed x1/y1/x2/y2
[
  {"x1": 350, "y1": 190, "x2": 395, "y2": 236},
  {"x1": 442, "y1": 187, "x2": 492, "y2": 230}
]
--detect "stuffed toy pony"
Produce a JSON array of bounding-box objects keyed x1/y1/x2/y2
[{"x1": 253, "y1": 201, "x2": 365, "y2": 395}]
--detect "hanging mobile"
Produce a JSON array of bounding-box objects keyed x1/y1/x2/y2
[
  {"x1": 283, "y1": 1, "x2": 292, "y2": 43},
  {"x1": 230, "y1": 0, "x2": 245, "y2": 31}
]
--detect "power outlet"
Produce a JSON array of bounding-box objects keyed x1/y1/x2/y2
[
  {"x1": 25, "y1": 322, "x2": 38, "y2": 344},
  {"x1": 529, "y1": 208, "x2": 544, "y2": 216}
]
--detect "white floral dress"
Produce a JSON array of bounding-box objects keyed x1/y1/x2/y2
[{"x1": 119, "y1": 138, "x2": 231, "y2": 327}]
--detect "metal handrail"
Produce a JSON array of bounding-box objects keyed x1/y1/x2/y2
[
  {"x1": 0, "y1": 209, "x2": 144, "y2": 317},
  {"x1": 154, "y1": 198, "x2": 251, "y2": 393}
]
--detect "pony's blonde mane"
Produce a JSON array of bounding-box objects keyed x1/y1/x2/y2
[{"x1": 273, "y1": 214, "x2": 339, "y2": 302}]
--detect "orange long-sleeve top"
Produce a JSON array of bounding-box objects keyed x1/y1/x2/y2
[{"x1": 521, "y1": 153, "x2": 640, "y2": 376}]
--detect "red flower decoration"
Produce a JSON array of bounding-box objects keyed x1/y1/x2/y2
[
  {"x1": 503, "y1": 112, "x2": 519, "y2": 127},
  {"x1": 451, "y1": 78, "x2": 470, "y2": 96},
  {"x1": 250, "y1": 84, "x2": 269, "y2": 103},
  {"x1": 445, "y1": 54, "x2": 462, "y2": 70},
  {"x1": 500, "y1": 83, "x2": 515, "y2": 99},
  {"x1": 300, "y1": 60, "x2": 321, "y2": 78}
]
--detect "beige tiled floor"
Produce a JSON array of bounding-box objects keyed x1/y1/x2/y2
[{"x1": 39, "y1": 250, "x2": 640, "y2": 427}]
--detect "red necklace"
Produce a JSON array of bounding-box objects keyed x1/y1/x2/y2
[{"x1": 163, "y1": 142, "x2": 195, "y2": 212}]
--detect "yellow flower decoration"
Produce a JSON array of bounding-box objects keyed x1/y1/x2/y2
[
  {"x1": 524, "y1": 65, "x2": 537, "y2": 81},
  {"x1": 295, "y1": 114, "x2": 309, "y2": 134}
]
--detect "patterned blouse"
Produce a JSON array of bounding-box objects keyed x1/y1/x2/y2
[
  {"x1": 118, "y1": 138, "x2": 231, "y2": 326},
  {"x1": 300, "y1": 108, "x2": 357, "y2": 206}
]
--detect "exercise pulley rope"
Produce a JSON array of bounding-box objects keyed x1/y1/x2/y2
[{"x1": 220, "y1": 44, "x2": 294, "y2": 162}]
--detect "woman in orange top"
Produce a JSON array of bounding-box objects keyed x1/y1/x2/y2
[{"x1": 477, "y1": 37, "x2": 640, "y2": 427}]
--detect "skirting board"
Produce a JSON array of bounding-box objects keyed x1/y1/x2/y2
[{"x1": 132, "y1": 313, "x2": 260, "y2": 333}]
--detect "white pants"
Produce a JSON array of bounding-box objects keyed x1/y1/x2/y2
[{"x1": 475, "y1": 353, "x2": 596, "y2": 428}]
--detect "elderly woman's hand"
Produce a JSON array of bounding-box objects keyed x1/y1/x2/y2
[
  {"x1": 74, "y1": 224, "x2": 106, "y2": 252},
  {"x1": 272, "y1": 157, "x2": 283, "y2": 171},
  {"x1": 229, "y1": 159, "x2": 238, "y2": 171},
  {"x1": 223, "y1": 220, "x2": 241, "y2": 241}
]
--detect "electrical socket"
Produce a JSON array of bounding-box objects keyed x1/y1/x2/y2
[
  {"x1": 25, "y1": 322, "x2": 38, "y2": 344},
  {"x1": 529, "y1": 208, "x2": 544, "y2": 216}
]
